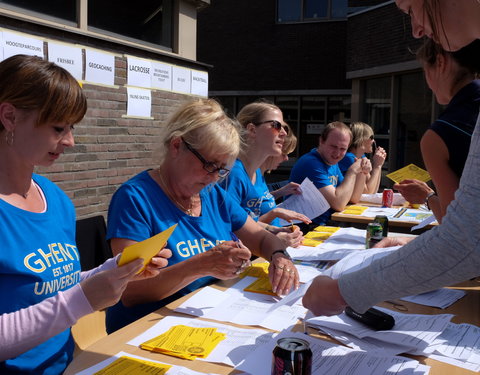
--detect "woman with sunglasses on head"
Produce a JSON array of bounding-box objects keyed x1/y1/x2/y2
[
  {"x1": 303, "y1": 0, "x2": 480, "y2": 317},
  {"x1": 221, "y1": 100, "x2": 310, "y2": 248},
  {"x1": 393, "y1": 39, "x2": 479, "y2": 223},
  {"x1": 106, "y1": 99, "x2": 299, "y2": 333},
  {"x1": 261, "y1": 122, "x2": 302, "y2": 201},
  {"x1": 338, "y1": 122, "x2": 387, "y2": 194},
  {"x1": 0, "y1": 55, "x2": 168, "y2": 373}
]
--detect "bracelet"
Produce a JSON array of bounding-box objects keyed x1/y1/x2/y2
[
  {"x1": 270, "y1": 250, "x2": 292, "y2": 262},
  {"x1": 425, "y1": 191, "x2": 436, "y2": 210}
]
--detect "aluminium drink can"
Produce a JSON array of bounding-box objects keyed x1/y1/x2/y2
[
  {"x1": 271, "y1": 337, "x2": 312, "y2": 375},
  {"x1": 382, "y1": 189, "x2": 394, "y2": 207},
  {"x1": 374, "y1": 215, "x2": 389, "y2": 237},
  {"x1": 366, "y1": 222, "x2": 383, "y2": 249}
]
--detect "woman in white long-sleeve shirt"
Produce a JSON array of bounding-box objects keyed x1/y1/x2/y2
[
  {"x1": 0, "y1": 55, "x2": 169, "y2": 373},
  {"x1": 303, "y1": 0, "x2": 480, "y2": 316}
]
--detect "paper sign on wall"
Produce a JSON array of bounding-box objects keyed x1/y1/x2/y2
[
  {"x1": 191, "y1": 69, "x2": 208, "y2": 97},
  {"x1": 126, "y1": 87, "x2": 152, "y2": 118},
  {"x1": 172, "y1": 66, "x2": 191, "y2": 94},
  {"x1": 2, "y1": 31, "x2": 44, "y2": 59},
  {"x1": 151, "y1": 61, "x2": 172, "y2": 91},
  {"x1": 48, "y1": 42, "x2": 83, "y2": 80},
  {"x1": 85, "y1": 49, "x2": 115, "y2": 86},
  {"x1": 127, "y1": 56, "x2": 152, "y2": 88}
]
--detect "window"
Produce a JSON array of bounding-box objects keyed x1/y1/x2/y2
[
  {"x1": 88, "y1": 0, "x2": 173, "y2": 48},
  {"x1": 277, "y1": 0, "x2": 347, "y2": 23},
  {"x1": 0, "y1": 0, "x2": 77, "y2": 23}
]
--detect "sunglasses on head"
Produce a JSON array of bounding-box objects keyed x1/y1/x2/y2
[
  {"x1": 369, "y1": 135, "x2": 374, "y2": 140},
  {"x1": 253, "y1": 120, "x2": 286, "y2": 133}
]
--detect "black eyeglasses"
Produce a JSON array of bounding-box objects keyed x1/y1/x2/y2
[
  {"x1": 253, "y1": 120, "x2": 285, "y2": 133},
  {"x1": 182, "y1": 138, "x2": 230, "y2": 178}
]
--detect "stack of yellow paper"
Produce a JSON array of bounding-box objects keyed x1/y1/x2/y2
[
  {"x1": 302, "y1": 226, "x2": 340, "y2": 247},
  {"x1": 239, "y1": 262, "x2": 269, "y2": 278},
  {"x1": 94, "y1": 355, "x2": 171, "y2": 374},
  {"x1": 244, "y1": 276, "x2": 276, "y2": 296},
  {"x1": 140, "y1": 325, "x2": 226, "y2": 360},
  {"x1": 340, "y1": 205, "x2": 369, "y2": 215}
]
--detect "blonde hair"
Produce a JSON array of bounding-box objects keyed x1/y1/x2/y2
[
  {"x1": 349, "y1": 122, "x2": 374, "y2": 150},
  {"x1": 158, "y1": 98, "x2": 241, "y2": 167}
]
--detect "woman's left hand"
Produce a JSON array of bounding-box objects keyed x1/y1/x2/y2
[
  {"x1": 268, "y1": 252, "x2": 299, "y2": 295},
  {"x1": 272, "y1": 208, "x2": 311, "y2": 224},
  {"x1": 133, "y1": 247, "x2": 172, "y2": 280},
  {"x1": 276, "y1": 227, "x2": 304, "y2": 248}
]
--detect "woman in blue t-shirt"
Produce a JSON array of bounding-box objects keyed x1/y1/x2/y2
[
  {"x1": 0, "y1": 55, "x2": 167, "y2": 374},
  {"x1": 338, "y1": 122, "x2": 387, "y2": 194},
  {"x1": 106, "y1": 99, "x2": 299, "y2": 333},
  {"x1": 221, "y1": 101, "x2": 310, "y2": 248}
]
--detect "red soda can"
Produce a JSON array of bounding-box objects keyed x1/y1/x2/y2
[
  {"x1": 272, "y1": 337, "x2": 312, "y2": 375},
  {"x1": 382, "y1": 189, "x2": 394, "y2": 207}
]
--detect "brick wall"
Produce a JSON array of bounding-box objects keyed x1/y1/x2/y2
[{"x1": 36, "y1": 57, "x2": 189, "y2": 219}]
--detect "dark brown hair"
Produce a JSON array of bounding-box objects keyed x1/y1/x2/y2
[{"x1": 0, "y1": 54, "x2": 87, "y2": 131}]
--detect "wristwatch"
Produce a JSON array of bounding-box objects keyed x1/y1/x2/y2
[
  {"x1": 270, "y1": 249, "x2": 292, "y2": 262},
  {"x1": 425, "y1": 191, "x2": 436, "y2": 210}
]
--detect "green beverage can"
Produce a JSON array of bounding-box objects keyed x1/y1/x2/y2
[
  {"x1": 374, "y1": 215, "x2": 389, "y2": 237},
  {"x1": 366, "y1": 222, "x2": 383, "y2": 249}
]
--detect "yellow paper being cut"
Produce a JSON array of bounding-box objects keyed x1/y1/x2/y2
[
  {"x1": 302, "y1": 238, "x2": 324, "y2": 247},
  {"x1": 386, "y1": 164, "x2": 431, "y2": 183},
  {"x1": 118, "y1": 224, "x2": 177, "y2": 272},
  {"x1": 93, "y1": 355, "x2": 171, "y2": 375},
  {"x1": 305, "y1": 231, "x2": 333, "y2": 241},
  {"x1": 239, "y1": 262, "x2": 269, "y2": 278},
  {"x1": 244, "y1": 276, "x2": 276, "y2": 296}
]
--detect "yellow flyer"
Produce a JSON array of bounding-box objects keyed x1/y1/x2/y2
[
  {"x1": 118, "y1": 224, "x2": 177, "y2": 272},
  {"x1": 239, "y1": 262, "x2": 269, "y2": 278},
  {"x1": 386, "y1": 164, "x2": 431, "y2": 183},
  {"x1": 312, "y1": 226, "x2": 340, "y2": 233},
  {"x1": 341, "y1": 205, "x2": 369, "y2": 215},
  {"x1": 302, "y1": 238, "x2": 324, "y2": 247},
  {"x1": 93, "y1": 355, "x2": 171, "y2": 374}
]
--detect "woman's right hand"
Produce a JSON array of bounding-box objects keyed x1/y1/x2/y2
[
  {"x1": 81, "y1": 259, "x2": 145, "y2": 311},
  {"x1": 394, "y1": 179, "x2": 434, "y2": 204},
  {"x1": 199, "y1": 241, "x2": 252, "y2": 279},
  {"x1": 373, "y1": 236, "x2": 414, "y2": 248},
  {"x1": 276, "y1": 182, "x2": 302, "y2": 197}
]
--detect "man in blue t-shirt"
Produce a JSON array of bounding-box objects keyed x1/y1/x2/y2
[{"x1": 290, "y1": 122, "x2": 370, "y2": 224}]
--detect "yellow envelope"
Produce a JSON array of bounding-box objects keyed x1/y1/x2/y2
[
  {"x1": 118, "y1": 224, "x2": 177, "y2": 272},
  {"x1": 386, "y1": 163, "x2": 431, "y2": 183},
  {"x1": 312, "y1": 226, "x2": 340, "y2": 233}
]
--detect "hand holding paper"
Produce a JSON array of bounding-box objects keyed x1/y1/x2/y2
[{"x1": 118, "y1": 224, "x2": 177, "y2": 273}]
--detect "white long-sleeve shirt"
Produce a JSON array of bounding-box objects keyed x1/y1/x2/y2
[
  {"x1": 340, "y1": 113, "x2": 480, "y2": 312},
  {"x1": 0, "y1": 257, "x2": 117, "y2": 361}
]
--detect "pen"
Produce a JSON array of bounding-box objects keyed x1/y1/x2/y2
[
  {"x1": 290, "y1": 221, "x2": 295, "y2": 233},
  {"x1": 230, "y1": 231, "x2": 240, "y2": 247}
]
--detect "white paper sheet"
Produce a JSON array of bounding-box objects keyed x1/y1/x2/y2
[
  {"x1": 323, "y1": 246, "x2": 400, "y2": 279},
  {"x1": 307, "y1": 307, "x2": 453, "y2": 353},
  {"x1": 236, "y1": 330, "x2": 430, "y2": 375},
  {"x1": 277, "y1": 177, "x2": 330, "y2": 225},
  {"x1": 400, "y1": 288, "x2": 466, "y2": 309},
  {"x1": 128, "y1": 315, "x2": 276, "y2": 367},
  {"x1": 174, "y1": 277, "x2": 307, "y2": 331}
]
